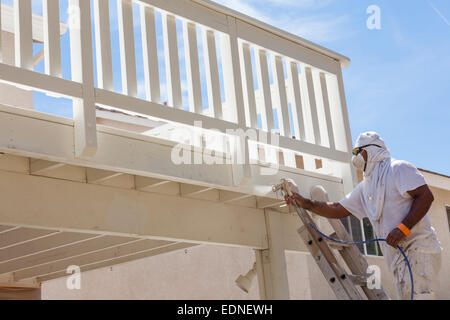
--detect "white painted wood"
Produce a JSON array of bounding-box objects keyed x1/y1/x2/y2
[
  {"x1": 255, "y1": 49, "x2": 274, "y2": 132},
  {"x1": 137, "y1": 0, "x2": 228, "y2": 33},
  {"x1": 180, "y1": 183, "x2": 214, "y2": 197},
  {"x1": 325, "y1": 73, "x2": 348, "y2": 153},
  {"x1": 0, "y1": 228, "x2": 57, "y2": 250},
  {"x1": 183, "y1": 21, "x2": 202, "y2": 114},
  {"x1": 117, "y1": 0, "x2": 137, "y2": 97},
  {"x1": 202, "y1": 28, "x2": 222, "y2": 119},
  {"x1": 319, "y1": 72, "x2": 335, "y2": 150},
  {"x1": 286, "y1": 61, "x2": 305, "y2": 141},
  {"x1": 220, "y1": 16, "x2": 246, "y2": 125},
  {"x1": 239, "y1": 42, "x2": 258, "y2": 128},
  {"x1": 303, "y1": 66, "x2": 322, "y2": 146},
  {"x1": 69, "y1": 0, "x2": 98, "y2": 158},
  {"x1": 30, "y1": 160, "x2": 66, "y2": 175},
  {"x1": 36, "y1": 242, "x2": 196, "y2": 283},
  {"x1": 256, "y1": 197, "x2": 285, "y2": 209},
  {"x1": 0, "y1": 170, "x2": 268, "y2": 249},
  {"x1": 271, "y1": 55, "x2": 290, "y2": 137},
  {"x1": 86, "y1": 168, "x2": 123, "y2": 184},
  {"x1": 0, "y1": 232, "x2": 98, "y2": 263},
  {"x1": 219, "y1": 190, "x2": 252, "y2": 203},
  {"x1": 162, "y1": 13, "x2": 182, "y2": 109},
  {"x1": 14, "y1": 0, "x2": 33, "y2": 70},
  {"x1": 140, "y1": 5, "x2": 160, "y2": 103},
  {"x1": 135, "y1": 176, "x2": 171, "y2": 190},
  {"x1": 43, "y1": 0, "x2": 62, "y2": 77},
  {"x1": 235, "y1": 19, "x2": 340, "y2": 74},
  {"x1": 96, "y1": 88, "x2": 350, "y2": 162},
  {"x1": 190, "y1": 0, "x2": 350, "y2": 68},
  {"x1": 0, "y1": 236, "x2": 135, "y2": 276},
  {"x1": 93, "y1": 0, "x2": 113, "y2": 91},
  {"x1": 0, "y1": 63, "x2": 83, "y2": 99},
  {"x1": 14, "y1": 239, "x2": 171, "y2": 280},
  {"x1": 261, "y1": 209, "x2": 290, "y2": 299}
]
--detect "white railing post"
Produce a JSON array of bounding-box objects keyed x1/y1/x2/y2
[
  {"x1": 141, "y1": 5, "x2": 161, "y2": 104},
  {"x1": 319, "y1": 72, "x2": 336, "y2": 150},
  {"x1": 220, "y1": 16, "x2": 246, "y2": 127},
  {"x1": 162, "y1": 13, "x2": 182, "y2": 109},
  {"x1": 43, "y1": 0, "x2": 62, "y2": 77},
  {"x1": 302, "y1": 66, "x2": 322, "y2": 146},
  {"x1": 239, "y1": 42, "x2": 258, "y2": 128},
  {"x1": 69, "y1": 0, "x2": 97, "y2": 158},
  {"x1": 255, "y1": 49, "x2": 274, "y2": 133},
  {"x1": 183, "y1": 21, "x2": 202, "y2": 114},
  {"x1": 286, "y1": 61, "x2": 306, "y2": 141},
  {"x1": 202, "y1": 28, "x2": 222, "y2": 119},
  {"x1": 14, "y1": 0, "x2": 33, "y2": 70},
  {"x1": 94, "y1": 0, "x2": 113, "y2": 91},
  {"x1": 118, "y1": 0, "x2": 137, "y2": 97},
  {"x1": 271, "y1": 55, "x2": 291, "y2": 137}
]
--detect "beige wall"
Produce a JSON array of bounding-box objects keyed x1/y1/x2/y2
[{"x1": 42, "y1": 185, "x2": 450, "y2": 300}]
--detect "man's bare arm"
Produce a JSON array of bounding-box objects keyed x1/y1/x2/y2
[
  {"x1": 402, "y1": 184, "x2": 434, "y2": 229},
  {"x1": 386, "y1": 184, "x2": 434, "y2": 248},
  {"x1": 286, "y1": 193, "x2": 351, "y2": 219}
]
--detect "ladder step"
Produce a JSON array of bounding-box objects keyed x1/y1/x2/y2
[
  {"x1": 326, "y1": 232, "x2": 352, "y2": 250},
  {"x1": 348, "y1": 274, "x2": 368, "y2": 287}
]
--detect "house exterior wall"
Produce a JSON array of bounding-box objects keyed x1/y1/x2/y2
[{"x1": 42, "y1": 183, "x2": 449, "y2": 300}]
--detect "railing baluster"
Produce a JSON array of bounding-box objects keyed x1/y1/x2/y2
[
  {"x1": 118, "y1": 0, "x2": 137, "y2": 97},
  {"x1": 287, "y1": 61, "x2": 306, "y2": 141},
  {"x1": 43, "y1": 0, "x2": 62, "y2": 77},
  {"x1": 69, "y1": 0, "x2": 97, "y2": 157},
  {"x1": 183, "y1": 21, "x2": 202, "y2": 114},
  {"x1": 303, "y1": 66, "x2": 322, "y2": 146},
  {"x1": 255, "y1": 48, "x2": 274, "y2": 132},
  {"x1": 320, "y1": 72, "x2": 336, "y2": 150},
  {"x1": 271, "y1": 55, "x2": 290, "y2": 137},
  {"x1": 14, "y1": 0, "x2": 33, "y2": 70},
  {"x1": 93, "y1": 0, "x2": 113, "y2": 90},
  {"x1": 162, "y1": 13, "x2": 182, "y2": 109},
  {"x1": 140, "y1": 5, "x2": 160, "y2": 104},
  {"x1": 220, "y1": 16, "x2": 246, "y2": 126},
  {"x1": 202, "y1": 28, "x2": 222, "y2": 119},
  {"x1": 239, "y1": 42, "x2": 258, "y2": 128}
]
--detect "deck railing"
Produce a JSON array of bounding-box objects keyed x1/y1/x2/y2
[{"x1": 0, "y1": 0, "x2": 355, "y2": 186}]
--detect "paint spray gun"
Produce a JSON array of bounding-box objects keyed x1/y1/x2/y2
[{"x1": 272, "y1": 178, "x2": 300, "y2": 198}]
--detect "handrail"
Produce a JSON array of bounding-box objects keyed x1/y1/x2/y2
[{"x1": 0, "y1": 0, "x2": 355, "y2": 182}]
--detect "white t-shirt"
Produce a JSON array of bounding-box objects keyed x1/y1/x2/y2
[{"x1": 339, "y1": 160, "x2": 442, "y2": 271}]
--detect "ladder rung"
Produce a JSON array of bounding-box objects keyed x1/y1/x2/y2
[{"x1": 348, "y1": 274, "x2": 368, "y2": 287}]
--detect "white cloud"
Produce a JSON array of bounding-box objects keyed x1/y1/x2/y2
[{"x1": 212, "y1": 0, "x2": 351, "y2": 43}]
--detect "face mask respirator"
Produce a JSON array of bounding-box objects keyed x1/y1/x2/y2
[{"x1": 352, "y1": 153, "x2": 365, "y2": 171}]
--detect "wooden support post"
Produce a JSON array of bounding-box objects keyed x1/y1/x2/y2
[
  {"x1": 260, "y1": 209, "x2": 290, "y2": 299},
  {"x1": 69, "y1": 0, "x2": 98, "y2": 158}
]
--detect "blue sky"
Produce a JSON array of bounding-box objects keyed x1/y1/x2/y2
[
  {"x1": 212, "y1": 0, "x2": 450, "y2": 175},
  {"x1": 4, "y1": 0, "x2": 448, "y2": 175}
]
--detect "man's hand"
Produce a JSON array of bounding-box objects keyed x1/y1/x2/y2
[
  {"x1": 284, "y1": 193, "x2": 308, "y2": 208},
  {"x1": 386, "y1": 228, "x2": 406, "y2": 248}
]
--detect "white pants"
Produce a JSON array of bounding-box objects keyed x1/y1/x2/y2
[{"x1": 393, "y1": 247, "x2": 441, "y2": 300}]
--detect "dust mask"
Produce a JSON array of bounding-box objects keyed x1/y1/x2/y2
[{"x1": 352, "y1": 153, "x2": 365, "y2": 171}]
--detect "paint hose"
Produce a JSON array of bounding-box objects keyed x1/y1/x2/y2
[{"x1": 307, "y1": 223, "x2": 414, "y2": 300}]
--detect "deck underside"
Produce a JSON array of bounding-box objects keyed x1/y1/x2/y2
[{"x1": 0, "y1": 104, "x2": 346, "y2": 288}]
